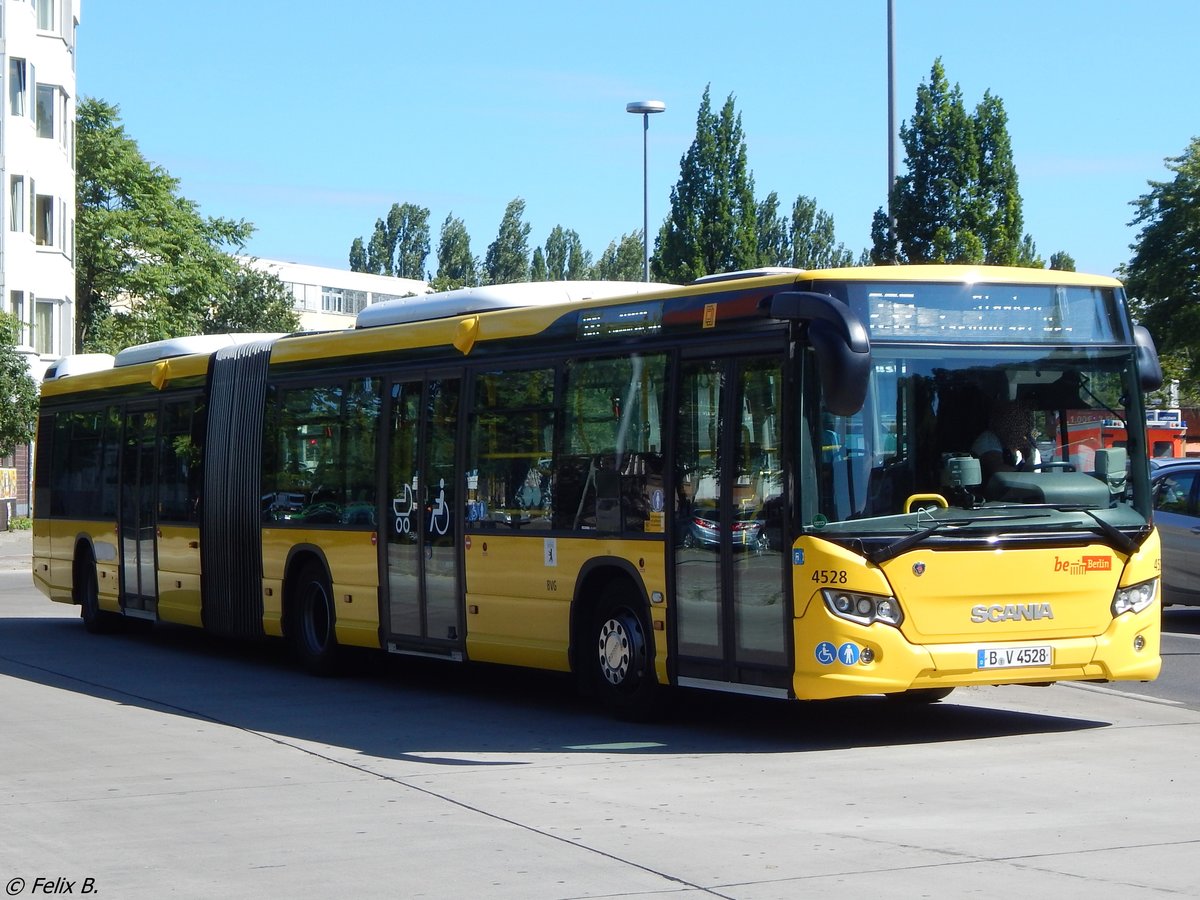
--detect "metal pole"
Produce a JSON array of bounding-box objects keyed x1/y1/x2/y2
[
  {"x1": 887, "y1": 0, "x2": 897, "y2": 252},
  {"x1": 642, "y1": 111, "x2": 650, "y2": 281}
]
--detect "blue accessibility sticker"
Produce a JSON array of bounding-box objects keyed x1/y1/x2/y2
[
  {"x1": 815, "y1": 642, "x2": 837, "y2": 665},
  {"x1": 793, "y1": 548, "x2": 805, "y2": 566},
  {"x1": 838, "y1": 642, "x2": 861, "y2": 666}
]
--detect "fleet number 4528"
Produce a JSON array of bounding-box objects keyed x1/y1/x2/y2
[{"x1": 811, "y1": 570, "x2": 847, "y2": 584}]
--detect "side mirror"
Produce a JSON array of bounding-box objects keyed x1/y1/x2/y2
[
  {"x1": 767, "y1": 292, "x2": 871, "y2": 417},
  {"x1": 1133, "y1": 325, "x2": 1163, "y2": 391}
]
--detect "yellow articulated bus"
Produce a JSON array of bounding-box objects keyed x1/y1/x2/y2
[{"x1": 33, "y1": 266, "x2": 1164, "y2": 716}]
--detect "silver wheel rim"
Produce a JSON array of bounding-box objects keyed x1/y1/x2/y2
[{"x1": 599, "y1": 617, "x2": 631, "y2": 685}]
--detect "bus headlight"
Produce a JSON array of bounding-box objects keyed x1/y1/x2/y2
[
  {"x1": 1111, "y1": 579, "x2": 1157, "y2": 617},
  {"x1": 823, "y1": 589, "x2": 904, "y2": 627}
]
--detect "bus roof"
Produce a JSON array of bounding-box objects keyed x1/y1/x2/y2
[
  {"x1": 800, "y1": 264, "x2": 1123, "y2": 288},
  {"x1": 112, "y1": 333, "x2": 284, "y2": 368},
  {"x1": 355, "y1": 280, "x2": 676, "y2": 329}
]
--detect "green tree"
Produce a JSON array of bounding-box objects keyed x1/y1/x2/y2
[
  {"x1": 888, "y1": 59, "x2": 982, "y2": 263},
  {"x1": 974, "y1": 91, "x2": 1023, "y2": 265},
  {"x1": 756, "y1": 192, "x2": 791, "y2": 267},
  {"x1": 1124, "y1": 137, "x2": 1200, "y2": 370},
  {"x1": 530, "y1": 247, "x2": 548, "y2": 281},
  {"x1": 791, "y1": 195, "x2": 854, "y2": 269},
  {"x1": 206, "y1": 263, "x2": 300, "y2": 334},
  {"x1": 543, "y1": 226, "x2": 591, "y2": 280},
  {"x1": 432, "y1": 213, "x2": 478, "y2": 291},
  {"x1": 592, "y1": 233, "x2": 645, "y2": 281},
  {"x1": 349, "y1": 237, "x2": 368, "y2": 272},
  {"x1": 1048, "y1": 250, "x2": 1076, "y2": 271},
  {"x1": 484, "y1": 198, "x2": 532, "y2": 285},
  {"x1": 76, "y1": 97, "x2": 255, "y2": 353},
  {"x1": 653, "y1": 86, "x2": 758, "y2": 282},
  {"x1": 875, "y1": 60, "x2": 1040, "y2": 268},
  {"x1": 354, "y1": 203, "x2": 431, "y2": 278},
  {"x1": 0, "y1": 313, "x2": 37, "y2": 457}
]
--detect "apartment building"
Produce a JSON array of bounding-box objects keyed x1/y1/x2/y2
[{"x1": 2, "y1": 0, "x2": 78, "y2": 378}]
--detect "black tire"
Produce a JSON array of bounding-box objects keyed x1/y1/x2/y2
[
  {"x1": 586, "y1": 583, "x2": 660, "y2": 720},
  {"x1": 288, "y1": 561, "x2": 341, "y2": 676},
  {"x1": 886, "y1": 687, "x2": 955, "y2": 703},
  {"x1": 78, "y1": 558, "x2": 115, "y2": 634}
]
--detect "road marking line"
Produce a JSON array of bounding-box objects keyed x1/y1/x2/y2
[{"x1": 1064, "y1": 682, "x2": 1184, "y2": 705}]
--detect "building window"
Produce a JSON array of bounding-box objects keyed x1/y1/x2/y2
[
  {"x1": 36, "y1": 85, "x2": 55, "y2": 139},
  {"x1": 34, "y1": 300, "x2": 55, "y2": 355},
  {"x1": 9, "y1": 178, "x2": 25, "y2": 233},
  {"x1": 345, "y1": 290, "x2": 368, "y2": 315},
  {"x1": 35, "y1": 194, "x2": 53, "y2": 246},
  {"x1": 321, "y1": 287, "x2": 344, "y2": 313},
  {"x1": 9, "y1": 292, "x2": 26, "y2": 345},
  {"x1": 9, "y1": 59, "x2": 28, "y2": 118},
  {"x1": 37, "y1": 0, "x2": 56, "y2": 32}
]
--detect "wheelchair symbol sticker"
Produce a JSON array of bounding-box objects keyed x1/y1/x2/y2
[{"x1": 815, "y1": 642, "x2": 837, "y2": 666}]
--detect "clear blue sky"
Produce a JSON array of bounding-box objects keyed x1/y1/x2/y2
[{"x1": 79, "y1": 0, "x2": 1200, "y2": 278}]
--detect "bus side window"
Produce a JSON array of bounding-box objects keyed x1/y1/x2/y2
[
  {"x1": 468, "y1": 367, "x2": 555, "y2": 529},
  {"x1": 558, "y1": 353, "x2": 666, "y2": 533}
]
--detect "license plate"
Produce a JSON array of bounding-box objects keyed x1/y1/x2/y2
[{"x1": 976, "y1": 645, "x2": 1052, "y2": 669}]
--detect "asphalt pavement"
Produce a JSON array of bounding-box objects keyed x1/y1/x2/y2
[{"x1": 1, "y1": 537, "x2": 1199, "y2": 899}]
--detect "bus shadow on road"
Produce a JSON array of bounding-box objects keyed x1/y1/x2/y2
[{"x1": 0, "y1": 616, "x2": 1109, "y2": 762}]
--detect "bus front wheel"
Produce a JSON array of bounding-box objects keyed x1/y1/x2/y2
[
  {"x1": 587, "y1": 585, "x2": 659, "y2": 720},
  {"x1": 289, "y1": 561, "x2": 340, "y2": 676}
]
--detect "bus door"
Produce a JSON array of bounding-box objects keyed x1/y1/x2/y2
[
  {"x1": 383, "y1": 374, "x2": 464, "y2": 655},
  {"x1": 674, "y1": 351, "x2": 790, "y2": 692},
  {"x1": 118, "y1": 403, "x2": 159, "y2": 617}
]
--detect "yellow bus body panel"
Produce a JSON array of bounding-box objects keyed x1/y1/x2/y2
[
  {"x1": 464, "y1": 535, "x2": 668, "y2": 682},
  {"x1": 261, "y1": 527, "x2": 380, "y2": 648},
  {"x1": 156, "y1": 525, "x2": 203, "y2": 627},
  {"x1": 792, "y1": 533, "x2": 1161, "y2": 700},
  {"x1": 32, "y1": 518, "x2": 121, "y2": 612}
]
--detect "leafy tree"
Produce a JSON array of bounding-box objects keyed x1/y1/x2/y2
[
  {"x1": 206, "y1": 264, "x2": 299, "y2": 334},
  {"x1": 1048, "y1": 251, "x2": 1076, "y2": 271},
  {"x1": 76, "y1": 97, "x2": 258, "y2": 353},
  {"x1": 432, "y1": 213, "x2": 478, "y2": 291},
  {"x1": 888, "y1": 59, "x2": 981, "y2": 263},
  {"x1": 975, "y1": 91, "x2": 1023, "y2": 265},
  {"x1": 874, "y1": 59, "x2": 1041, "y2": 268},
  {"x1": 592, "y1": 233, "x2": 645, "y2": 281},
  {"x1": 1124, "y1": 137, "x2": 1200, "y2": 371},
  {"x1": 791, "y1": 195, "x2": 854, "y2": 269},
  {"x1": 653, "y1": 86, "x2": 758, "y2": 282},
  {"x1": 349, "y1": 237, "x2": 368, "y2": 272},
  {"x1": 484, "y1": 198, "x2": 532, "y2": 285},
  {"x1": 543, "y1": 226, "x2": 591, "y2": 280},
  {"x1": 353, "y1": 202, "x2": 431, "y2": 278},
  {"x1": 756, "y1": 192, "x2": 791, "y2": 267},
  {"x1": 530, "y1": 247, "x2": 548, "y2": 281},
  {"x1": 0, "y1": 313, "x2": 37, "y2": 457}
]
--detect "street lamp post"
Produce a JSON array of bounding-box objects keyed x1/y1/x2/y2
[{"x1": 626, "y1": 100, "x2": 666, "y2": 281}]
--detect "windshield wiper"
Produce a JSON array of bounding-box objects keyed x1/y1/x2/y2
[{"x1": 865, "y1": 512, "x2": 1055, "y2": 565}]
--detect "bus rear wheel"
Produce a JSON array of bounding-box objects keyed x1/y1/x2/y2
[
  {"x1": 78, "y1": 560, "x2": 116, "y2": 635},
  {"x1": 289, "y1": 561, "x2": 340, "y2": 676},
  {"x1": 587, "y1": 584, "x2": 659, "y2": 720}
]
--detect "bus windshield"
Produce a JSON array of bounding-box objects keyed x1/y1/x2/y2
[{"x1": 807, "y1": 343, "x2": 1152, "y2": 540}]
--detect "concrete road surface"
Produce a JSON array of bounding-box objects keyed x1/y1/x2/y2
[{"x1": 0, "y1": 538, "x2": 1198, "y2": 899}]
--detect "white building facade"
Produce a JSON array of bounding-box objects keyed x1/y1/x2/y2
[
  {"x1": 2, "y1": 0, "x2": 78, "y2": 379},
  {"x1": 245, "y1": 257, "x2": 428, "y2": 332}
]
